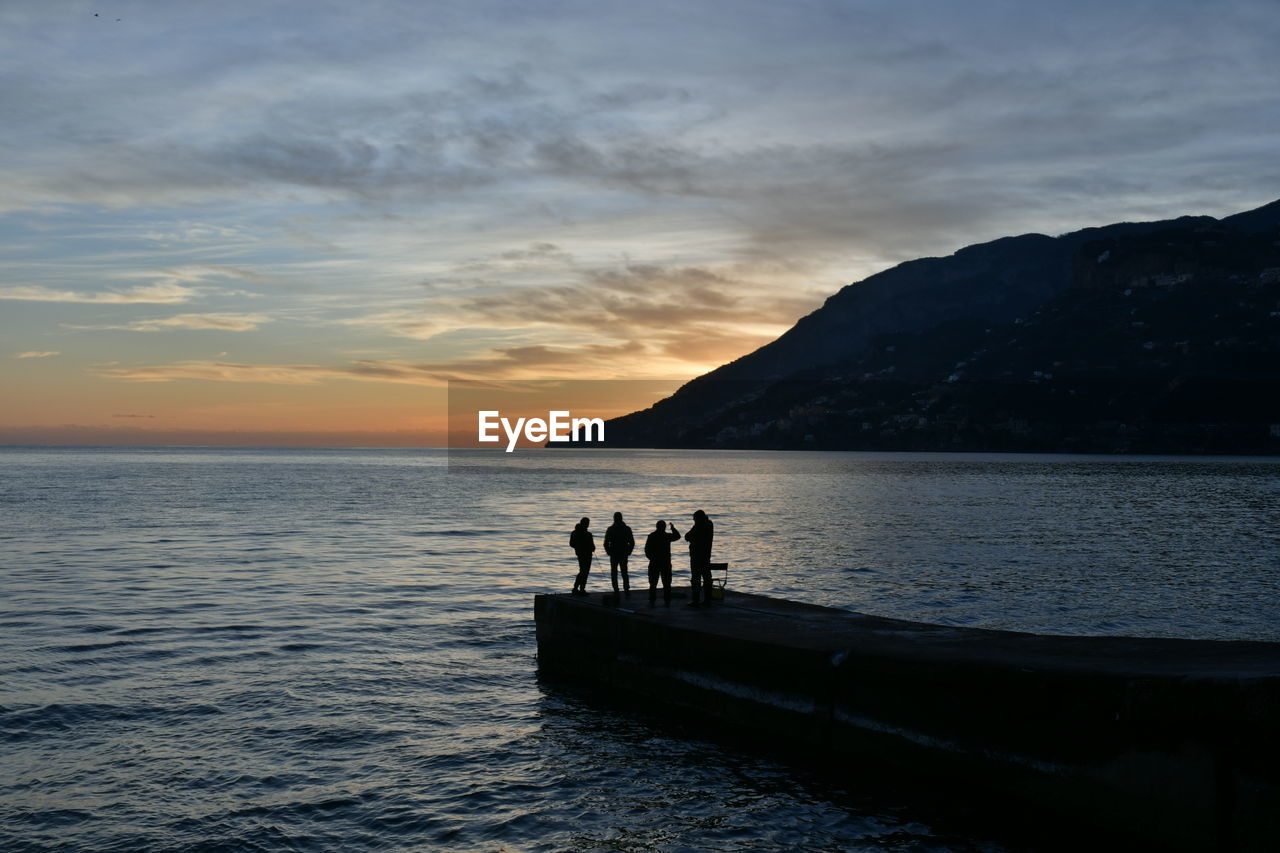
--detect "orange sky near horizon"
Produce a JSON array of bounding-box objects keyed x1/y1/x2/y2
[{"x1": 0, "y1": 357, "x2": 690, "y2": 446}]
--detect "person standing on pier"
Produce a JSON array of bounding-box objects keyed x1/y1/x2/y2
[
  {"x1": 684, "y1": 509, "x2": 714, "y2": 606},
  {"x1": 604, "y1": 511, "x2": 635, "y2": 596},
  {"x1": 569, "y1": 517, "x2": 595, "y2": 596},
  {"x1": 644, "y1": 520, "x2": 680, "y2": 605}
]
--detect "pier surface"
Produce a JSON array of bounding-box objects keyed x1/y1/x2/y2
[{"x1": 535, "y1": 589, "x2": 1280, "y2": 852}]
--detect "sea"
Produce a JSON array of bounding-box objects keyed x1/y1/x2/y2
[{"x1": 2, "y1": 447, "x2": 1277, "y2": 852}]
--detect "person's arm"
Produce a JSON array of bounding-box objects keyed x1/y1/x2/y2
[{"x1": 669, "y1": 526, "x2": 680, "y2": 541}]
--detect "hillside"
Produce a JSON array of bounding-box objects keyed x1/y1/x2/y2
[{"x1": 599, "y1": 199, "x2": 1280, "y2": 453}]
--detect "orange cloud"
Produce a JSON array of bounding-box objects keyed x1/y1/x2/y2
[
  {"x1": 339, "y1": 260, "x2": 826, "y2": 374},
  {"x1": 91, "y1": 360, "x2": 436, "y2": 385}
]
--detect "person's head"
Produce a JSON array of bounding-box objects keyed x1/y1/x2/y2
[
  {"x1": 693, "y1": 509, "x2": 706, "y2": 521},
  {"x1": 579, "y1": 516, "x2": 590, "y2": 528},
  {"x1": 613, "y1": 511, "x2": 623, "y2": 523},
  {"x1": 655, "y1": 520, "x2": 665, "y2": 530}
]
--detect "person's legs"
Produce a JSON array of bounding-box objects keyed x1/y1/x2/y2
[
  {"x1": 648, "y1": 561, "x2": 659, "y2": 604},
  {"x1": 690, "y1": 554, "x2": 712, "y2": 605},
  {"x1": 574, "y1": 553, "x2": 591, "y2": 593},
  {"x1": 660, "y1": 563, "x2": 672, "y2": 603},
  {"x1": 689, "y1": 559, "x2": 702, "y2": 605},
  {"x1": 609, "y1": 555, "x2": 621, "y2": 592},
  {"x1": 698, "y1": 564, "x2": 714, "y2": 604},
  {"x1": 618, "y1": 556, "x2": 630, "y2": 593}
]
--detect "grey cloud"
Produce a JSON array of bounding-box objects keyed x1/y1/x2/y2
[
  {"x1": 4, "y1": 0, "x2": 1280, "y2": 382},
  {"x1": 533, "y1": 136, "x2": 706, "y2": 196},
  {"x1": 586, "y1": 82, "x2": 692, "y2": 111},
  {"x1": 5, "y1": 66, "x2": 716, "y2": 208},
  {"x1": 451, "y1": 242, "x2": 577, "y2": 275},
  {"x1": 498, "y1": 243, "x2": 574, "y2": 263},
  {"x1": 8, "y1": 0, "x2": 1276, "y2": 254}
]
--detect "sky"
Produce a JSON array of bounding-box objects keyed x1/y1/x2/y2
[{"x1": 2, "y1": 0, "x2": 1278, "y2": 444}]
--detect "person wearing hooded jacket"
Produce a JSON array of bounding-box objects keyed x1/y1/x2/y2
[
  {"x1": 684, "y1": 509, "x2": 714, "y2": 606},
  {"x1": 603, "y1": 511, "x2": 635, "y2": 595}
]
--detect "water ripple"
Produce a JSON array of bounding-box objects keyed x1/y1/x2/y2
[{"x1": 2, "y1": 447, "x2": 1277, "y2": 851}]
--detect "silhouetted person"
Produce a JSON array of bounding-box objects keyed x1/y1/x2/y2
[
  {"x1": 684, "y1": 509, "x2": 715, "y2": 606},
  {"x1": 644, "y1": 520, "x2": 680, "y2": 605},
  {"x1": 569, "y1": 516, "x2": 594, "y2": 596},
  {"x1": 604, "y1": 511, "x2": 635, "y2": 596}
]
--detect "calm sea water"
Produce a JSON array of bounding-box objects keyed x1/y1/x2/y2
[{"x1": 2, "y1": 447, "x2": 1277, "y2": 852}]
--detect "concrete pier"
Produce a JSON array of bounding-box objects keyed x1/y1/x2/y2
[{"x1": 534, "y1": 590, "x2": 1280, "y2": 852}]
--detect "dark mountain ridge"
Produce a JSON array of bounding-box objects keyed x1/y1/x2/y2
[{"x1": 597, "y1": 198, "x2": 1280, "y2": 453}]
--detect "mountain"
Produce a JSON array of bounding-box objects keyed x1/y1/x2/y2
[{"x1": 598, "y1": 198, "x2": 1280, "y2": 453}]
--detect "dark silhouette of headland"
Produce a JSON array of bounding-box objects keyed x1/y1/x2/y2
[{"x1": 582, "y1": 197, "x2": 1280, "y2": 453}]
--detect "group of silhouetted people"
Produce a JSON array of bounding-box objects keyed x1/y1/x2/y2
[{"x1": 569, "y1": 510, "x2": 717, "y2": 607}]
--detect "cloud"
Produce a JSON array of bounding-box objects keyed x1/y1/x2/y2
[
  {"x1": 139, "y1": 222, "x2": 253, "y2": 245},
  {"x1": 89, "y1": 338, "x2": 678, "y2": 388},
  {"x1": 451, "y1": 261, "x2": 823, "y2": 339},
  {"x1": 650, "y1": 326, "x2": 777, "y2": 365},
  {"x1": 2, "y1": 4, "x2": 1276, "y2": 227},
  {"x1": 4, "y1": 0, "x2": 1280, "y2": 405},
  {"x1": 87, "y1": 352, "x2": 587, "y2": 386},
  {"x1": 334, "y1": 255, "x2": 829, "y2": 379},
  {"x1": 0, "y1": 267, "x2": 276, "y2": 324},
  {"x1": 0, "y1": 282, "x2": 197, "y2": 304},
  {"x1": 335, "y1": 309, "x2": 445, "y2": 341},
  {"x1": 14, "y1": 350, "x2": 60, "y2": 359},
  {"x1": 70, "y1": 313, "x2": 271, "y2": 332},
  {"x1": 419, "y1": 341, "x2": 651, "y2": 380},
  {"x1": 91, "y1": 359, "x2": 438, "y2": 386},
  {"x1": 451, "y1": 242, "x2": 577, "y2": 274},
  {"x1": 154, "y1": 265, "x2": 278, "y2": 287},
  {"x1": 533, "y1": 135, "x2": 706, "y2": 197}
]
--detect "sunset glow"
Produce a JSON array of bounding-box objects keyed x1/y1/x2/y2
[{"x1": 2, "y1": 1, "x2": 1277, "y2": 444}]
